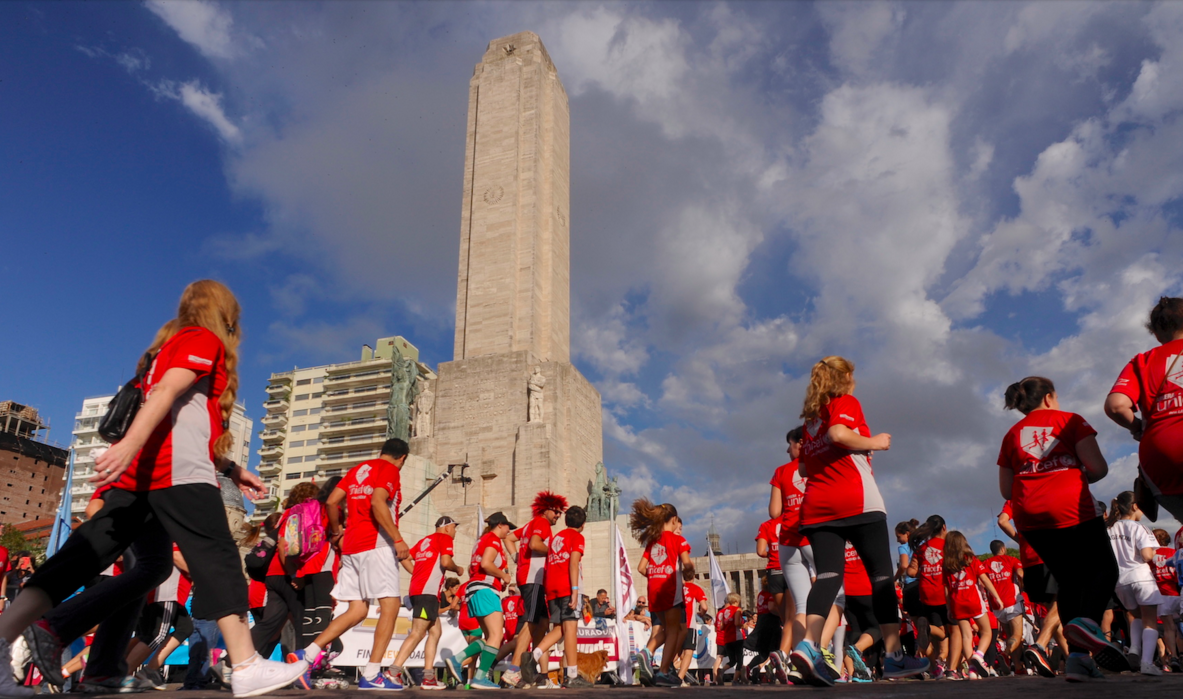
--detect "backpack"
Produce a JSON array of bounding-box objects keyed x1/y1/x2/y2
[
  {"x1": 245, "y1": 536, "x2": 276, "y2": 582},
  {"x1": 282, "y1": 500, "x2": 327, "y2": 566}
]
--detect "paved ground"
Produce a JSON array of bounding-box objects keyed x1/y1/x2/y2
[{"x1": 78, "y1": 675, "x2": 1183, "y2": 698}]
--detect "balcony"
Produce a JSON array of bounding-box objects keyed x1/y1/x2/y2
[
  {"x1": 324, "y1": 366, "x2": 391, "y2": 389},
  {"x1": 322, "y1": 384, "x2": 390, "y2": 405},
  {"x1": 319, "y1": 431, "x2": 386, "y2": 452},
  {"x1": 320, "y1": 415, "x2": 385, "y2": 437},
  {"x1": 258, "y1": 461, "x2": 282, "y2": 476},
  {"x1": 261, "y1": 413, "x2": 287, "y2": 428},
  {"x1": 258, "y1": 444, "x2": 284, "y2": 458},
  {"x1": 265, "y1": 382, "x2": 291, "y2": 396},
  {"x1": 322, "y1": 400, "x2": 385, "y2": 420},
  {"x1": 262, "y1": 399, "x2": 290, "y2": 413},
  {"x1": 260, "y1": 430, "x2": 285, "y2": 443},
  {"x1": 316, "y1": 449, "x2": 379, "y2": 468}
]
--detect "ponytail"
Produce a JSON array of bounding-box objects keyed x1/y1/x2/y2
[
  {"x1": 629, "y1": 498, "x2": 678, "y2": 548},
  {"x1": 1003, "y1": 376, "x2": 1055, "y2": 415},
  {"x1": 1107, "y1": 491, "x2": 1136, "y2": 527},
  {"x1": 910, "y1": 514, "x2": 946, "y2": 552},
  {"x1": 800, "y1": 356, "x2": 855, "y2": 421}
]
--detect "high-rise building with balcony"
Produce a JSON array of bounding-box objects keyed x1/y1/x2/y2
[
  {"x1": 70, "y1": 395, "x2": 252, "y2": 516},
  {"x1": 253, "y1": 336, "x2": 437, "y2": 525}
]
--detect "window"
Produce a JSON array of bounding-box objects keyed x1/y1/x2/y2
[
  {"x1": 303, "y1": 471, "x2": 316, "y2": 478},
  {"x1": 289, "y1": 441, "x2": 304, "y2": 448},
  {"x1": 309, "y1": 407, "x2": 322, "y2": 415},
  {"x1": 312, "y1": 392, "x2": 324, "y2": 399},
  {"x1": 285, "y1": 473, "x2": 300, "y2": 480},
  {"x1": 313, "y1": 377, "x2": 324, "y2": 384},
  {"x1": 295, "y1": 394, "x2": 309, "y2": 401},
  {"x1": 292, "y1": 425, "x2": 306, "y2": 432},
  {"x1": 289, "y1": 456, "x2": 303, "y2": 464},
  {"x1": 297, "y1": 379, "x2": 312, "y2": 386},
  {"x1": 308, "y1": 423, "x2": 320, "y2": 431},
  {"x1": 305, "y1": 438, "x2": 319, "y2": 446},
  {"x1": 293, "y1": 409, "x2": 308, "y2": 417}
]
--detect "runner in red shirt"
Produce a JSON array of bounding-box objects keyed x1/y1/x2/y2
[
  {"x1": 767, "y1": 426, "x2": 813, "y2": 666},
  {"x1": 1151, "y1": 528, "x2": 1181, "y2": 669},
  {"x1": 674, "y1": 582, "x2": 707, "y2": 684},
  {"x1": 789, "y1": 356, "x2": 927, "y2": 685},
  {"x1": 998, "y1": 500, "x2": 1061, "y2": 676},
  {"x1": 941, "y1": 532, "x2": 1002, "y2": 679},
  {"x1": 1106, "y1": 297, "x2": 1183, "y2": 517},
  {"x1": 985, "y1": 540, "x2": 1024, "y2": 670},
  {"x1": 389, "y1": 516, "x2": 462, "y2": 688},
  {"x1": 510, "y1": 492, "x2": 567, "y2": 686},
  {"x1": 295, "y1": 439, "x2": 412, "y2": 689},
  {"x1": 502, "y1": 592, "x2": 524, "y2": 642},
  {"x1": 631, "y1": 500, "x2": 694, "y2": 686},
  {"x1": 905, "y1": 515, "x2": 952, "y2": 673},
  {"x1": 746, "y1": 577, "x2": 782, "y2": 682},
  {"x1": 999, "y1": 376, "x2": 1122, "y2": 678},
  {"x1": 531, "y1": 507, "x2": 589, "y2": 688},
  {"x1": 715, "y1": 594, "x2": 744, "y2": 683},
  {"x1": 444, "y1": 512, "x2": 515, "y2": 690},
  {"x1": 841, "y1": 543, "x2": 877, "y2": 683}
]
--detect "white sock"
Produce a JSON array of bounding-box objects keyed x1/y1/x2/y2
[
  {"x1": 364, "y1": 662, "x2": 382, "y2": 680},
  {"x1": 833, "y1": 626, "x2": 846, "y2": 671},
  {"x1": 566, "y1": 667, "x2": 578, "y2": 678},
  {"x1": 304, "y1": 643, "x2": 322, "y2": 660},
  {"x1": 533, "y1": 648, "x2": 544, "y2": 662},
  {"x1": 1131, "y1": 620, "x2": 1144, "y2": 655},
  {"x1": 1142, "y1": 628, "x2": 1159, "y2": 665}
]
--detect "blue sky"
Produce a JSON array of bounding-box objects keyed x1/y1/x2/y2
[{"x1": 4, "y1": 1, "x2": 1183, "y2": 553}]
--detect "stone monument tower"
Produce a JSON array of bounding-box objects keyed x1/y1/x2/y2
[{"x1": 412, "y1": 32, "x2": 603, "y2": 530}]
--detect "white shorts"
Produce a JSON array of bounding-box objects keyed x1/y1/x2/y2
[
  {"x1": 1115, "y1": 580, "x2": 1164, "y2": 611},
  {"x1": 1158, "y1": 595, "x2": 1182, "y2": 618},
  {"x1": 996, "y1": 600, "x2": 1024, "y2": 623},
  {"x1": 334, "y1": 548, "x2": 401, "y2": 602},
  {"x1": 780, "y1": 544, "x2": 815, "y2": 614}
]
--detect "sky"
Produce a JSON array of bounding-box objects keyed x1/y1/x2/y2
[{"x1": 4, "y1": 0, "x2": 1183, "y2": 554}]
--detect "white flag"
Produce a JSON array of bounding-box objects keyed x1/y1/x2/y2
[
  {"x1": 707, "y1": 541, "x2": 730, "y2": 609},
  {"x1": 612, "y1": 524, "x2": 639, "y2": 684}
]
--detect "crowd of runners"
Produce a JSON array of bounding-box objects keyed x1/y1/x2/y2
[{"x1": 3, "y1": 282, "x2": 1183, "y2": 694}]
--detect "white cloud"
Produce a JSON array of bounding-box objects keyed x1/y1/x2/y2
[
  {"x1": 818, "y1": 1, "x2": 906, "y2": 77},
  {"x1": 176, "y1": 81, "x2": 241, "y2": 143},
  {"x1": 145, "y1": 0, "x2": 237, "y2": 60}
]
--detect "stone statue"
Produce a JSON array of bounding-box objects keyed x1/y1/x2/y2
[
  {"x1": 605, "y1": 475, "x2": 622, "y2": 520},
  {"x1": 527, "y1": 365, "x2": 545, "y2": 423},
  {"x1": 587, "y1": 462, "x2": 608, "y2": 521},
  {"x1": 387, "y1": 355, "x2": 419, "y2": 442},
  {"x1": 413, "y1": 379, "x2": 435, "y2": 438}
]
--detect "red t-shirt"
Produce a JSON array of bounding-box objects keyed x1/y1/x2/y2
[
  {"x1": 799, "y1": 395, "x2": 886, "y2": 527},
  {"x1": 756, "y1": 519, "x2": 781, "y2": 570},
  {"x1": 984, "y1": 554, "x2": 1022, "y2": 607},
  {"x1": 997, "y1": 410, "x2": 1098, "y2": 530},
  {"x1": 770, "y1": 461, "x2": 809, "y2": 546},
  {"x1": 515, "y1": 516, "x2": 553, "y2": 587},
  {"x1": 683, "y1": 582, "x2": 706, "y2": 626},
  {"x1": 503, "y1": 595, "x2": 523, "y2": 638},
  {"x1": 544, "y1": 528, "x2": 585, "y2": 601},
  {"x1": 715, "y1": 605, "x2": 741, "y2": 644},
  {"x1": 756, "y1": 590, "x2": 774, "y2": 616},
  {"x1": 458, "y1": 583, "x2": 479, "y2": 632},
  {"x1": 944, "y1": 558, "x2": 988, "y2": 621},
  {"x1": 642, "y1": 531, "x2": 691, "y2": 613},
  {"x1": 916, "y1": 538, "x2": 946, "y2": 605},
  {"x1": 409, "y1": 533, "x2": 454, "y2": 596},
  {"x1": 0, "y1": 546, "x2": 8, "y2": 578},
  {"x1": 469, "y1": 532, "x2": 508, "y2": 592},
  {"x1": 248, "y1": 578, "x2": 267, "y2": 609},
  {"x1": 1153, "y1": 547, "x2": 1180, "y2": 597},
  {"x1": 1111, "y1": 340, "x2": 1183, "y2": 495},
  {"x1": 116, "y1": 328, "x2": 227, "y2": 492},
  {"x1": 843, "y1": 542, "x2": 872, "y2": 597},
  {"x1": 338, "y1": 459, "x2": 402, "y2": 555},
  {"x1": 1001, "y1": 501, "x2": 1044, "y2": 567}
]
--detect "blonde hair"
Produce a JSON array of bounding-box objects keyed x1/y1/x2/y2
[
  {"x1": 801, "y1": 356, "x2": 855, "y2": 421},
  {"x1": 629, "y1": 498, "x2": 678, "y2": 548},
  {"x1": 140, "y1": 280, "x2": 241, "y2": 458},
  {"x1": 726, "y1": 592, "x2": 741, "y2": 606}
]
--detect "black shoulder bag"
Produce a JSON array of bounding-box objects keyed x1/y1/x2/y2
[{"x1": 97, "y1": 351, "x2": 156, "y2": 443}]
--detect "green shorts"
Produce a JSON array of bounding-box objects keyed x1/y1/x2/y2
[{"x1": 466, "y1": 587, "x2": 502, "y2": 619}]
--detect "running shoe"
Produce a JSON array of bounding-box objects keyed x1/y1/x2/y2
[
  {"x1": 284, "y1": 649, "x2": 314, "y2": 690},
  {"x1": 358, "y1": 672, "x2": 403, "y2": 690},
  {"x1": 501, "y1": 665, "x2": 522, "y2": 688},
  {"x1": 444, "y1": 656, "x2": 466, "y2": 686},
  {"x1": 231, "y1": 656, "x2": 311, "y2": 698},
  {"x1": 881, "y1": 653, "x2": 929, "y2": 680},
  {"x1": 846, "y1": 646, "x2": 872, "y2": 682},
  {"x1": 133, "y1": 670, "x2": 165, "y2": 691},
  {"x1": 420, "y1": 676, "x2": 445, "y2": 691},
  {"x1": 0, "y1": 638, "x2": 34, "y2": 698},
  {"x1": 969, "y1": 652, "x2": 990, "y2": 678},
  {"x1": 1141, "y1": 660, "x2": 1164, "y2": 676},
  {"x1": 78, "y1": 676, "x2": 144, "y2": 694},
  {"x1": 1091, "y1": 643, "x2": 1133, "y2": 674},
  {"x1": 767, "y1": 650, "x2": 790, "y2": 684},
  {"x1": 821, "y1": 648, "x2": 841, "y2": 678},
  {"x1": 469, "y1": 678, "x2": 499, "y2": 690},
  {"x1": 635, "y1": 649, "x2": 656, "y2": 686},
  {"x1": 23, "y1": 621, "x2": 65, "y2": 688},
  {"x1": 683, "y1": 672, "x2": 701, "y2": 686},
  {"x1": 1023, "y1": 644, "x2": 1055, "y2": 678},
  {"x1": 787, "y1": 668, "x2": 806, "y2": 685},
  {"x1": 520, "y1": 653, "x2": 538, "y2": 686},
  {"x1": 1065, "y1": 615, "x2": 1129, "y2": 671},
  {"x1": 789, "y1": 641, "x2": 835, "y2": 687},
  {"x1": 653, "y1": 671, "x2": 683, "y2": 687},
  {"x1": 1064, "y1": 654, "x2": 1103, "y2": 682},
  {"x1": 562, "y1": 674, "x2": 594, "y2": 688}
]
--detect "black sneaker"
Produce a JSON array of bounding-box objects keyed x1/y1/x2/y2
[
  {"x1": 1023, "y1": 644, "x2": 1056, "y2": 678},
  {"x1": 521, "y1": 654, "x2": 538, "y2": 686},
  {"x1": 653, "y1": 671, "x2": 683, "y2": 687},
  {"x1": 563, "y1": 674, "x2": 594, "y2": 689},
  {"x1": 683, "y1": 672, "x2": 701, "y2": 686},
  {"x1": 24, "y1": 621, "x2": 65, "y2": 687}
]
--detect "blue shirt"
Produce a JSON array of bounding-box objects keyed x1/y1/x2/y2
[{"x1": 898, "y1": 543, "x2": 916, "y2": 584}]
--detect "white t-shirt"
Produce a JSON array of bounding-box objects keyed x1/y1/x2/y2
[{"x1": 1108, "y1": 519, "x2": 1157, "y2": 585}]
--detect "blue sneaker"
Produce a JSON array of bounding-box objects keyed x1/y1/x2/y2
[
  {"x1": 882, "y1": 653, "x2": 929, "y2": 679},
  {"x1": 1064, "y1": 617, "x2": 1130, "y2": 673},
  {"x1": 635, "y1": 648, "x2": 655, "y2": 686},
  {"x1": 359, "y1": 673, "x2": 404, "y2": 690},
  {"x1": 789, "y1": 642, "x2": 834, "y2": 687},
  {"x1": 284, "y1": 650, "x2": 313, "y2": 690},
  {"x1": 444, "y1": 656, "x2": 466, "y2": 686},
  {"x1": 468, "y1": 678, "x2": 499, "y2": 690},
  {"x1": 846, "y1": 646, "x2": 872, "y2": 682}
]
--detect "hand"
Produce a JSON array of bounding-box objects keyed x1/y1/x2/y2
[
  {"x1": 1130, "y1": 417, "x2": 1144, "y2": 442},
  {"x1": 92, "y1": 443, "x2": 137, "y2": 486},
  {"x1": 229, "y1": 465, "x2": 267, "y2": 500},
  {"x1": 395, "y1": 539, "x2": 411, "y2": 561},
  {"x1": 330, "y1": 530, "x2": 344, "y2": 554},
  {"x1": 569, "y1": 596, "x2": 578, "y2": 610},
  {"x1": 992, "y1": 594, "x2": 1003, "y2": 610},
  {"x1": 868, "y1": 433, "x2": 892, "y2": 451}
]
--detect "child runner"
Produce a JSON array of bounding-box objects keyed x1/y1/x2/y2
[
  {"x1": 445, "y1": 512, "x2": 516, "y2": 690},
  {"x1": 676, "y1": 581, "x2": 708, "y2": 686},
  {"x1": 999, "y1": 500, "x2": 1064, "y2": 677},
  {"x1": 1151, "y1": 528, "x2": 1180, "y2": 670},
  {"x1": 511, "y1": 492, "x2": 567, "y2": 687},
  {"x1": 768, "y1": 427, "x2": 812, "y2": 681},
  {"x1": 1106, "y1": 491, "x2": 1164, "y2": 675},
  {"x1": 631, "y1": 500, "x2": 695, "y2": 687},
  {"x1": 788, "y1": 357, "x2": 928, "y2": 686},
  {"x1": 290, "y1": 439, "x2": 410, "y2": 689},
  {"x1": 906, "y1": 515, "x2": 951, "y2": 676},
  {"x1": 745, "y1": 577, "x2": 782, "y2": 683},
  {"x1": 942, "y1": 531, "x2": 1003, "y2": 679},
  {"x1": 841, "y1": 542, "x2": 876, "y2": 683},
  {"x1": 715, "y1": 593, "x2": 744, "y2": 684},
  {"x1": 387, "y1": 516, "x2": 463, "y2": 690},
  {"x1": 999, "y1": 376, "x2": 1124, "y2": 681},
  {"x1": 984, "y1": 540, "x2": 1024, "y2": 672},
  {"x1": 531, "y1": 506, "x2": 590, "y2": 689}
]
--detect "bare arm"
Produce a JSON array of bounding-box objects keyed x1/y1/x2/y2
[
  {"x1": 371, "y1": 488, "x2": 410, "y2": 560},
  {"x1": 978, "y1": 573, "x2": 1003, "y2": 609},
  {"x1": 440, "y1": 554, "x2": 463, "y2": 574},
  {"x1": 1142, "y1": 547, "x2": 1157, "y2": 563},
  {"x1": 326, "y1": 487, "x2": 346, "y2": 551},
  {"x1": 481, "y1": 546, "x2": 511, "y2": 584},
  {"x1": 93, "y1": 367, "x2": 197, "y2": 485},
  {"x1": 756, "y1": 538, "x2": 770, "y2": 559},
  {"x1": 638, "y1": 557, "x2": 648, "y2": 577},
  {"x1": 827, "y1": 424, "x2": 890, "y2": 452},
  {"x1": 680, "y1": 550, "x2": 696, "y2": 579},
  {"x1": 905, "y1": 554, "x2": 919, "y2": 579},
  {"x1": 529, "y1": 534, "x2": 548, "y2": 556},
  {"x1": 1074, "y1": 435, "x2": 1109, "y2": 484},
  {"x1": 173, "y1": 549, "x2": 189, "y2": 575},
  {"x1": 997, "y1": 510, "x2": 1019, "y2": 541},
  {"x1": 568, "y1": 551, "x2": 582, "y2": 609},
  {"x1": 1104, "y1": 393, "x2": 1142, "y2": 439},
  {"x1": 895, "y1": 550, "x2": 909, "y2": 582},
  {"x1": 999, "y1": 468, "x2": 1014, "y2": 501},
  {"x1": 769, "y1": 486, "x2": 782, "y2": 520},
  {"x1": 1014, "y1": 566, "x2": 1024, "y2": 592}
]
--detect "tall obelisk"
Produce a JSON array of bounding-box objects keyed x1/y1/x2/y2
[{"x1": 414, "y1": 32, "x2": 602, "y2": 529}]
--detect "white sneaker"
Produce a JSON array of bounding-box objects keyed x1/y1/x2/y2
[
  {"x1": 230, "y1": 657, "x2": 310, "y2": 698},
  {"x1": 1141, "y1": 661, "x2": 1164, "y2": 676},
  {"x1": 0, "y1": 638, "x2": 34, "y2": 698}
]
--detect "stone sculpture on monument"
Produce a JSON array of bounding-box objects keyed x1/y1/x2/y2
[{"x1": 527, "y1": 366, "x2": 545, "y2": 423}]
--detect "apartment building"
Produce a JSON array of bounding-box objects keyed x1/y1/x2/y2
[
  {"x1": 70, "y1": 395, "x2": 253, "y2": 516},
  {"x1": 0, "y1": 401, "x2": 69, "y2": 525},
  {"x1": 254, "y1": 336, "x2": 433, "y2": 522}
]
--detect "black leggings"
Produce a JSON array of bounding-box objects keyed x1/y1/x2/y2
[
  {"x1": 1021, "y1": 517, "x2": 1118, "y2": 654},
  {"x1": 251, "y1": 574, "x2": 304, "y2": 657},
  {"x1": 803, "y1": 517, "x2": 898, "y2": 627},
  {"x1": 298, "y1": 571, "x2": 335, "y2": 648}
]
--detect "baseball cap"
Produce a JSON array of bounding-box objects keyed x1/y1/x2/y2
[
  {"x1": 485, "y1": 511, "x2": 517, "y2": 529},
  {"x1": 436, "y1": 515, "x2": 458, "y2": 528}
]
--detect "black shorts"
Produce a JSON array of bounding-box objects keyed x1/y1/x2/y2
[
  {"x1": 720, "y1": 640, "x2": 743, "y2": 667},
  {"x1": 748, "y1": 614, "x2": 780, "y2": 655},
  {"x1": 1023, "y1": 564, "x2": 1058, "y2": 605},
  {"x1": 548, "y1": 595, "x2": 580, "y2": 624},
  {"x1": 651, "y1": 603, "x2": 684, "y2": 626},
  {"x1": 902, "y1": 580, "x2": 923, "y2": 618},
  {"x1": 520, "y1": 583, "x2": 548, "y2": 625},
  {"x1": 766, "y1": 569, "x2": 787, "y2": 595},
  {"x1": 682, "y1": 627, "x2": 698, "y2": 651},
  {"x1": 920, "y1": 603, "x2": 949, "y2": 628},
  {"x1": 844, "y1": 595, "x2": 878, "y2": 639},
  {"x1": 410, "y1": 594, "x2": 440, "y2": 622}
]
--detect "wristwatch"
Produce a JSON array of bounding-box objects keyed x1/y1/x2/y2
[{"x1": 218, "y1": 460, "x2": 238, "y2": 477}]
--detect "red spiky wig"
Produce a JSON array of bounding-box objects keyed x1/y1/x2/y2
[{"x1": 532, "y1": 491, "x2": 569, "y2": 517}]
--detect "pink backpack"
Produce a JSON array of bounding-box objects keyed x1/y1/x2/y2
[{"x1": 282, "y1": 500, "x2": 327, "y2": 565}]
